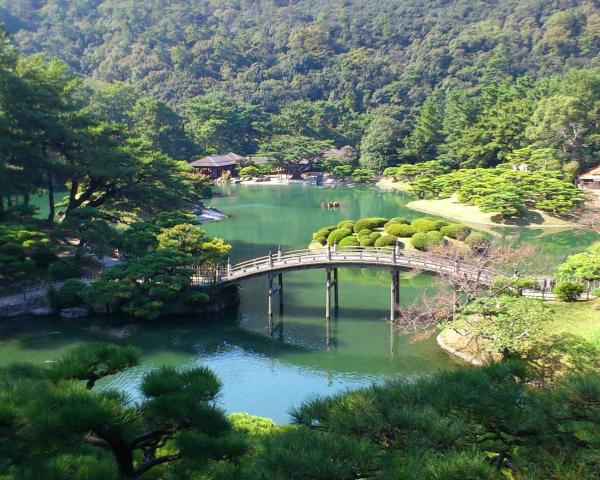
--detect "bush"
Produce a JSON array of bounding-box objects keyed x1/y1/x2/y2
[
  {"x1": 48, "y1": 259, "x2": 84, "y2": 280},
  {"x1": 384, "y1": 217, "x2": 410, "y2": 229},
  {"x1": 353, "y1": 217, "x2": 389, "y2": 233},
  {"x1": 411, "y1": 218, "x2": 439, "y2": 232},
  {"x1": 427, "y1": 230, "x2": 444, "y2": 246},
  {"x1": 48, "y1": 279, "x2": 86, "y2": 309},
  {"x1": 238, "y1": 165, "x2": 261, "y2": 178},
  {"x1": 369, "y1": 232, "x2": 382, "y2": 241},
  {"x1": 375, "y1": 235, "x2": 397, "y2": 247},
  {"x1": 338, "y1": 236, "x2": 359, "y2": 248},
  {"x1": 411, "y1": 217, "x2": 447, "y2": 232},
  {"x1": 440, "y1": 223, "x2": 471, "y2": 240},
  {"x1": 30, "y1": 248, "x2": 59, "y2": 269},
  {"x1": 314, "y1": 236, "x2": 327, "y2": 246},
  {"x1": 553, "y1": 282, "x2": 584, "y2": 302},
  {"x1": 337, "y1": 219, "x2": 355, "y2": 229},
  {"x1": 491, "y1": 276, "x2": 539, "y2": 296},
  {"x1": 359, "y1": 237, "x2": 375, "y2": 247},
  {"x1": 357, "y1": 229, "x2": 372, "y2": 238},
  {"x1": 385, "y1": 223, "x2": 417, "y2": 237},
  {"x1": 316, "y1": 226, "x2": 337, "y2": 238},
  {"x1": 327, "y1": 228, "x2": 352, "y2": 246},
  {"x1": 411, "y1": 232, "x2": 428, "y2": 250},
  {"x1": 464, "y1": 232, "x2": 489, "y2": 250}
]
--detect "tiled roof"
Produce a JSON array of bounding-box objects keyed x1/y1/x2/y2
[
  {"x1": 190, "y1": 153, "x2": 243, "y2": 168},
  {"x1": 579, "y1": 166, "x2": 600, "y2": 178}
]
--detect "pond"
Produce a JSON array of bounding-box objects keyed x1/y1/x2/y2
[{"x1": 0, "y1": 184, "x2": 596, "y2": 423}]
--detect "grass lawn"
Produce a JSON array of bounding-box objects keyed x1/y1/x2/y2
[
  {"x1": 438, "y1": 298, "x2": 600, "y2": 365},
  {"x1": 548, "y1": 299, "x2": 600, "y2": 347},
  {"x1": 407, "y1": 195, "x2": 577, "y2": 229}
]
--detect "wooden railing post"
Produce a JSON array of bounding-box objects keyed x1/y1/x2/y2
[
  {"x1": 327, "y1": 244, "x2": 331, "y2": 261},
  {"x1": 269, "y1": 251, "x2": 273, "y2": 268}
]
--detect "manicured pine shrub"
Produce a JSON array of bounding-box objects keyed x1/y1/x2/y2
[
  {"x1": 375, "y1": 235, "x2": 397, "y2": 247},
  {"x1": 464, "y1": 232, "x2": 489, "y2": 251},
  {"x1": 316, "y1": 226, "x2": 337, "y2": 238},
  {"x1": 353, "y1": 217, "x2": 389, "y2": 233},
  {"x1": 369, "y1": 232, "x2": 382, "y2": 241},
  {"x1": 553, "y1": 282, "x2": 584, "y2": 302},
  {"x1": 427, "y1": 230, "x2": 444, "y2": 246},
  {"x1": 314, "y1": 236, "x2": 327, "y2": 246},
  {"x1": 337, "y1": 220, "x2": 355, "y2": 229},
  {"x1": 384, "y1": 217, "x2": 410, "y2": 228},
  {"x1": 440, "y1": 223, "x2": 471, "y2": 240},
  {"x1": 357, "y1": 229, "x2": 372, "y2": 238},
  {"x1": 411, "y1": 218, "x2": 439, "y2": 233},
  {"x1": 48, "y1": 279, "x2": 86, "y2": 309},
  {"x1": 338, "y1": 236, "x2": 359, "y2": 248},
  {"x1": 411, "y1": 232, "x2": 429, "y2": 250},
  {"x1": 48, "y1": 258, "x2": 84, "y2": 280},
  {"x1": 385, "y1": 223, "x2": 417, "y2": 237},
  {"x1": 359, "y1": 237, "x2": 376, "y2": 247},
  {"x1": 327, "y1": 228, "x2": 353, "y2": 245}
]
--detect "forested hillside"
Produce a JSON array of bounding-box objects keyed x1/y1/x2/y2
[{"x1": 1, "y1": 0, "x2": 599, "y2": 111}]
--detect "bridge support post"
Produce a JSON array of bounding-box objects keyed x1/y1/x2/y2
[
  {"x1": 325, "y1": 268, "x2": 332, "y2": 319},
  {"x1": 278, "y1": 273, "x2": 283, "y2": 309},
  {"x1": 333, "y1": 268, "x2": 339, "y2": 311},
  {"x1": 390, "y1": 269, "x2": 399, "y2": 322},
  {"x1": 268, "y1": 274, "x2": 274, "y2": 318}
]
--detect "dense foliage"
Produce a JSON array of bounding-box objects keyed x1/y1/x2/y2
[{"x1": 3, "y1": 345, "x2": 599, "y2": 479}]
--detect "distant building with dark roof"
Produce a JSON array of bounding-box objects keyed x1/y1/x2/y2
[
  {"x1": 189, "y1": 153, "x2": 243, "y2": 177},
  {"x1": 578, "y1": 165, "x2": 600, "y2": 190}
]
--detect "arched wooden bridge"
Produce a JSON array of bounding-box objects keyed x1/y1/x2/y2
[{"x1": 194, "y1": 245, "x2": 505, "y2": 321}]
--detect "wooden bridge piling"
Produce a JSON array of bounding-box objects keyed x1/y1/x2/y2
[
  {"x1": 390, "y1": 269, "x2": 399, "y2": 321},
  {"x1": 333, "y1": 268, "x2": 339, "y2": 311},
  {"x1": 326, "y1": 268, "x2": 332, "y2": 319}
]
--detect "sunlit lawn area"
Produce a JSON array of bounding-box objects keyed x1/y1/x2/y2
[{"x1": 548, "y1": 299, "x2": 600, "y2": 347}]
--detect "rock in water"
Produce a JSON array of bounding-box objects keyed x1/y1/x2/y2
[{"x1": 60, "y1": 307, "x2": 89, "y2": 318}]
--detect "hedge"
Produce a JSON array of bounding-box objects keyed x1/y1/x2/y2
[
  {"x1": 48, "y1": 279, "x2": 86, "y2": 309},
  {"x1": 411, "y1": 232, "x2": 429, "y2": 250},
  {"x1": 385, "y1": 223, "x2": 417, "y2": 237},
  {"x1": 553, "y1": 282, "x2": 584, "y2": 302},
  {"x1": 359, "y1": 237, "x2": 376, "y2": 247},
  {"x1": 338, "y1": 236, "x2": 360, "y2": 248},
  {"x1": 440, "y1": 223, "x2": 471, "y2": 240},
  {"x1": 327, "y1": 228, "x2": 353, "y2": 246},
  {"x1": 411, "y1": 217, "x2": 447, "y2": 233},
  {"x1": 48, "y1": 259, "x2": 84, "y2": 281},
  {"x1": 337, "y1": 220, "x2": 355, "y2": 229},
  {"x1": 375, "y1": 235, "x2": 397, "y2": 247},
  {"x1": 353, "y1": 217, "x2": 389, "y2": 233}
]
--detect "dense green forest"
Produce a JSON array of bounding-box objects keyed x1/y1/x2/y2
[{"x1": 2, "y1": 0, "x2": 599, "y2": 111}]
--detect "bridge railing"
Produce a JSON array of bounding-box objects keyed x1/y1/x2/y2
[{"x1": 220, "y1": 246, "x2": 505, "y2": 282}]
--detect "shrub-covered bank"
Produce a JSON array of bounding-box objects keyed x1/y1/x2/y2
[{"x1": 309, "y1": 216, "x2": 485, "y2": 252}]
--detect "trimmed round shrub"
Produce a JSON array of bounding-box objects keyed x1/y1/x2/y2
[
  {"x1": 411, "y1": 217, "x2": 447, "y2": 233},
  {"x1": 48, "y1": 259, "x2": 84, "y2": 280},
  {"x1": 369, "y1": 232, "x2": 382, "y2": 241},
  {"x1": 337, "y1": 219, "x2": 355, "y2": 229},
  {"x1": 357, "y1": 229, "x2": 372, "y2": 238},
  {"x1": 375, "y1": 235, "x2": 397, "y2": 248},
  {"x1": 553, "y1": 282, "x2": 584, "y2": 302},
  {"x1": 317, "y1": 225, "x2": 337, "y2": 236},
  {"x1": 48, "y1": 279, "x2": 86, "y2": 309},
  {"x1": 327, "y1": 228, "x2": 352, "y2": 246},
  {"x1": 359, "y1": 237, "x2": 376, "y2": 247},
  {"x1": 465, "y1": 232, "x2": 489, "y2": 250},
  {"x1": 353, "y1": 217, "x2": 389, "y2": 233},
  {"x1": 427, "y1": 231, "x2": 444, "y2": 249},
  {"x1": 440, "y1": 223, "x2": 471, "y2": 240},
  {"x1": 411, "y1": 232, "x2": 429, "y2": 250},
  {"x1": 385, "y1": 223, "x2": 417, "y2": 238},
  {"x1": 388, "y1": 216, "x2": 410, "y2": 225},
  {"x1": 338, "y1": 236, "x2": 359, "y2": 248},
  {"x1": 314, "y1": 236, "x2": 327, "y2": 246}
]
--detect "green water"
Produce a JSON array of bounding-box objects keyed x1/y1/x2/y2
[{"x1": 0, "y1": 184, "x2": 596, "y2": 423}]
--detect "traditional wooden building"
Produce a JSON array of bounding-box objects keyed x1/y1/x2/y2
[
  {"x1": 189, "y1": 153, "x2": 243, "y2": 178},
  {"x1": 577, "y1": 166, "x2": 600, "y2": 190}
]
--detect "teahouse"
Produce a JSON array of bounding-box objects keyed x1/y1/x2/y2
[{"x1": 189, "y1": 153, "x2": 243, "y2": 178}]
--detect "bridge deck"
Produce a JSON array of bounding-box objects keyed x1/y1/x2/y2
[{"x1": 213, "y1": 247, "x2": 501, "y2": 285}]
